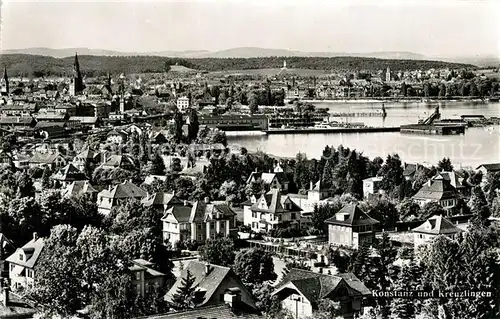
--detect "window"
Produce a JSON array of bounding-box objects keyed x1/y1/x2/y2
[
  {"x1": 291, "y1": 213, "x2": 296, "y2": 220},
  {"x1": 19, "y1": 254, "x2": 23, "y2": 261},
  {"x1": 136, "y1": 272, "x2": 141, "y2": 281}
]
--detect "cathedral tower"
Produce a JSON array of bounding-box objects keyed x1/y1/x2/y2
[
  {"x1": 0, "y1": 66, "x2": 9, "y2": 95},
  {"x1": 70, "y1": 53, "x2": 84, "y2": 96}
]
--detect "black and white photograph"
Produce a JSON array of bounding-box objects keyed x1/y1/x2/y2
[{"x1": 0, "y1": 0, "x2": 499, "y2": 318}]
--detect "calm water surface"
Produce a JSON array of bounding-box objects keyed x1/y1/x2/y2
[{"x1": 228, "y1": 101, "x2": 500, "y2": 168}]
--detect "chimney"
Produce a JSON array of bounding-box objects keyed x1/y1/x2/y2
[
  {"x1": 1, "y1": 287, "x2": 9, "y2": 307},
  {"x1": 33, "y1": 232, "x2": 38, "y2": 241},
  {"x1": 204, "y1": 197, "x2": 210, "y2": 204},
  {"x1": 204, "y1": 263, "x2": 211, "y2": 276}
]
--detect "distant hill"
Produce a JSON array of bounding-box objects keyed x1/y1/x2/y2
[
  {"x1": 3, "y1": 46, "x2": 491, "y2": 64},
  {"x1": 0, "y1": 53, "x2": 476, "y2": 77}
]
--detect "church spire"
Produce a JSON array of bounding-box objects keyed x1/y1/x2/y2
[
  {"x1": 1, "y1": 65, "x2": 9, "y2": 95},
  {"x1": 71, "y1": 52, "x2": 84, "y2": 95}
]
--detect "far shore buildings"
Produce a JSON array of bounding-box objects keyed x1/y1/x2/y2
[{"x1": 325, "y1": 204, "x2": 379, "y2": 248}]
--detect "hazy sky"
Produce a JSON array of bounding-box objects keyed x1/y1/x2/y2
[{"x1": 1, "y1": 0, "x2": 499, "y2": 56}]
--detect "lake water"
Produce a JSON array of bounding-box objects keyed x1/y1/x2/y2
[{"x1": 227, "y1": 101, "x2": 500, "y2": 168}]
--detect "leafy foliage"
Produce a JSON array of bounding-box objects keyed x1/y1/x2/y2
[{"x1": 198, "y1": 236, "x2": 235, "y2": 267}]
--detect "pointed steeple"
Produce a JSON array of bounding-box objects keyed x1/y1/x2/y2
[
  {"x1": 1, "y1": 65, "x2": 9, "y2": 94},
  {"x1": 71, "y1": 52, "x2": 84, "y2": 95}
]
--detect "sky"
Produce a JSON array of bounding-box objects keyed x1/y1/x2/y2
[{"x1": 1, "y1": 0, "x2": 499, "y2": 57}]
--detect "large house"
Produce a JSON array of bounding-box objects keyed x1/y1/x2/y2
[
  {"x1": 161, "y1": 198, "x2": 236, "y2": 245},
  {"x1": 246, "y1": 165, "x2": 290, "y2": 193},
  {"x1": 362, "y1": 176, "x2": 383, "y2": 199},
  {"x1": 72, "y1": 148, "x2": 100, "y2": 172},
  {"x1": 97, "y1": 181, "x2": 147, "y2": 215},
  {"x1": 51, "y1": 163, "x2": 88, "y2": 187},
  {"x1": 5, "y1": 233, "x2": 44, "y2": 291},
  {"x1": 273, "y1": 268, "x2": 371, "y2": 319},
  {"x1": 61, "y1": 180, "x2": 98, "y2": 199},
  {"x1": 412, "y1": 174, "x2": 460, "y2": 210},
  {"x1": 100, "y1": 154, "x2": 136, "y2": 171},
  {"x1": 412, "y1": 215, "x2": 463, "y2": 249},
  {"x1": 243, "y1": 189, "x2": 306, "y2": 233},
  {"x1": 142, "y1": 192, "x2": 183, "y2": 213},
  {"x1": 28, "y1": 152, "x2": 67, "y2": 170},
  {"x1": 165, "y1": 261, "x2": 256, "y2": 310},
  {"x1": 325, "y1": 204, "x2": 379, "y2": 248},
  {"x1": 129, "y1": 259, "x2": 166, "y2": 297}
]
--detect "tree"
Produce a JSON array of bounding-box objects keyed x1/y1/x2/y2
[
  {"x1": 367, "y1": 199, "x2": 399, "y2": 229},
  {"x1": 234, "y1": 248, "x2": 276, "y2": 284},
  {"x1": 379, "y1": 154, "x2": 404, "y2": 194},
  {"x1": 16, "y1": 171, "x2": 35, "y2": 198},
  {"x1": 397, "y1": 198, "x2": 422, "y2": 221},
  {"x1": 248, "y1": 91, "x2": 259, "y2": 114},
  {"x1": 30, "y1": 225, "x2": 82, "y2": 316},
  {"x1": 150, "y1": 152, "x2": 166, "y2": 175},
  {"x1": 328, "y1": 247, "x2": 352, "y2": 273},
  {"x1": 41, "y1": 166, "x2": 52, "y2": 189},
  {"x1": 198, "y1": 236, "x2": 235, "y2": 267},
  {"x1": 468, "y1": 185, "x2": 490, "y2": 227},
  {"x1": 187, "y1": 108, "x2": 199, "y2": 142},
  {"x1": 173, "y1": 111, "x2": 184, "y2": 143},
  {"x1": 391, "y1": 263, "x2": 417, "y2": 318},
  {"x1": 437, "y1": 157, "x2": 454, "y2": 172},
  {"x1": 252, "y1": 282, "x2": 282, "y2": 317},
  {"x1": 421, "y1": 201, "x2": 446, "y2": 219},
  {"x1": 170, "y1": 270, "x2": 203, "y2": 310}
]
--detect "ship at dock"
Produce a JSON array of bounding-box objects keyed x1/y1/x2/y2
[{"x1": 400, "y1": 106, "x2": 467, "y2": 135}]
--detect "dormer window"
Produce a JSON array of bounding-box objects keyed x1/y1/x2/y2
[{"x1": 19, "y1": 254, "x2": 24, "y2": 261}]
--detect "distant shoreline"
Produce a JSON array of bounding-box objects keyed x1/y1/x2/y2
[{"x1": 296, "y1": 98, "x2": 488, "y2": 104}]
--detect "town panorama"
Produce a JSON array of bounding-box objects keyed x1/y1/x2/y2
[{"x1": 0, "y1": 1, "x2": 500, "y2": 319}]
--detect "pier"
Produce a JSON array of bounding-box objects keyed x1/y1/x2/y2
[
  {"x1": 329, "y1": 111, "x2": 386, "y2": 117},
  {"x1": 263, "y1": 126, "x2": 400, "y2": 134},
  {"x1": 399, "y1": 106, "x2": 467, "y2": 135}
]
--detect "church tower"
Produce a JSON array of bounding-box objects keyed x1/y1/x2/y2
[
  {"x1": 0, "y1": 66, "x2": 9, "y2": 95},
  {"x1": 385, "y1": 67, "x2": 391, "y2": 82},
  {"x1": 70, "y1": 53, "x2": 84, "y2": 96}
]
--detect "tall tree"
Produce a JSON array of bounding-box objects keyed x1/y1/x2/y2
[
  {"x1": 150, "y1": 152, "x2": 166, "y2": 176},
  {"x1": 198, "y1": 236, "x2": 235, "y2": 267},
  {"x1": 437, "y1": 157, "x2": 454, "y2": 172},
  {"x1": 468, "y1": 185, "x2": 491, "y2": 227},
  {"x1": 234, "y1": 247, "x2": 276, "y2": 284},
  {"x1": 187, "y1": 108, "x2": 199, "y2": 142},
  {"x1": 170, "y1": 270, "x2": 203, "y2": 310},
  {"x1": 379, "y1": 154, "x2": 404, "y2": 194}
]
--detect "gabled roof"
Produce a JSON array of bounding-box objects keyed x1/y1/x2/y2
[
  {"x1": 98, "y1": 181, "x2": 147, "y2": 199},
  {"x1": 147, "y1": 304, "x2": 262, "y2": 319},
  {"x1": 251, "y1": 189, "x2": 285, "y2": 214},
  {"x1": 0, "y1": 233, "x2": 14, "y2": 250},
  {"x1": 75, "y1": 148, "x2": 98, "y2": 160},
  {"x1": 476, "y1": 163, "x2": 500, "y2": 172},
  {"x1": 165, "y1": 261, "x2": 255, "y2": 309},
  {"x1": 412, "y1": 177, "x2": 458, "y2": 201},
  {"x1": 162, "y1": 204, "x2": 192, "y2": 223},
  {"x1": 189, "y1": 200, "x2": 236, "y2": 223},
  {"x1": 403, "y1": 163, "x2": 418, "y2": 177},
  {"x1": 5, "y1": 237, "x2": 44, "y2": 269},
  {"x1": 412, "y1": 215, "x2": 463, "y2": 235},
  {"x1": 436, "y1": 171, "x2": 466, "y2": 189},
  {"x1": 129, "y1": 259, "x2": 166, "y2": 279},
  {"x1": 102, "y1": 154, "x2": 135, "y2": 168},
  {"x1": 62, "y1": 180, "x2": 98, "y2": 198},
  {"x1": 29, "y1": 152, "x2": 64, "y2": 164},
  {"x1": 324, "y1": 204, "x2": 379, "y2": 227},
  {"x1": 273, "y1": 268, "x2": 370, "y2": 305},
  {"x1": 142, "y1": 192, "x2": 183, "y2": 208},
  {"x1": 52, "y1": 163, "x2": 88, "y2": 182}
]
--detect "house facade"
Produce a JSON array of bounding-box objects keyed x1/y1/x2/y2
[
  {"x1": 273, "y1": 269, "x2": 371, "y2": 319},
  {"x1": 129, "y1": 259, "x2": 166, "y2": 297},
  {"x1": 5, "y1": 233, "x2": 44, "y2": 291},
  {"x1": 165, "y1": 261, "x2": 256, "y2": 310},
  {"x1": 412, "y1": 175, "x2": 460, "y2": 210},
  {"x1": 97, "y1": 181, "x2": 147, "y2": 215},
  {"x1": 412, "y1": 215, "x2": 463, "y2": 249},
  {"x1": 161, "y1": 198, "x2": 236, "y2": 246},
  {"x1": 362, "y1": 176, "x2": 383, "y2": 199},
  {"x1": 325, "y1": 204, "x2": 380, "y2": 248}
]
